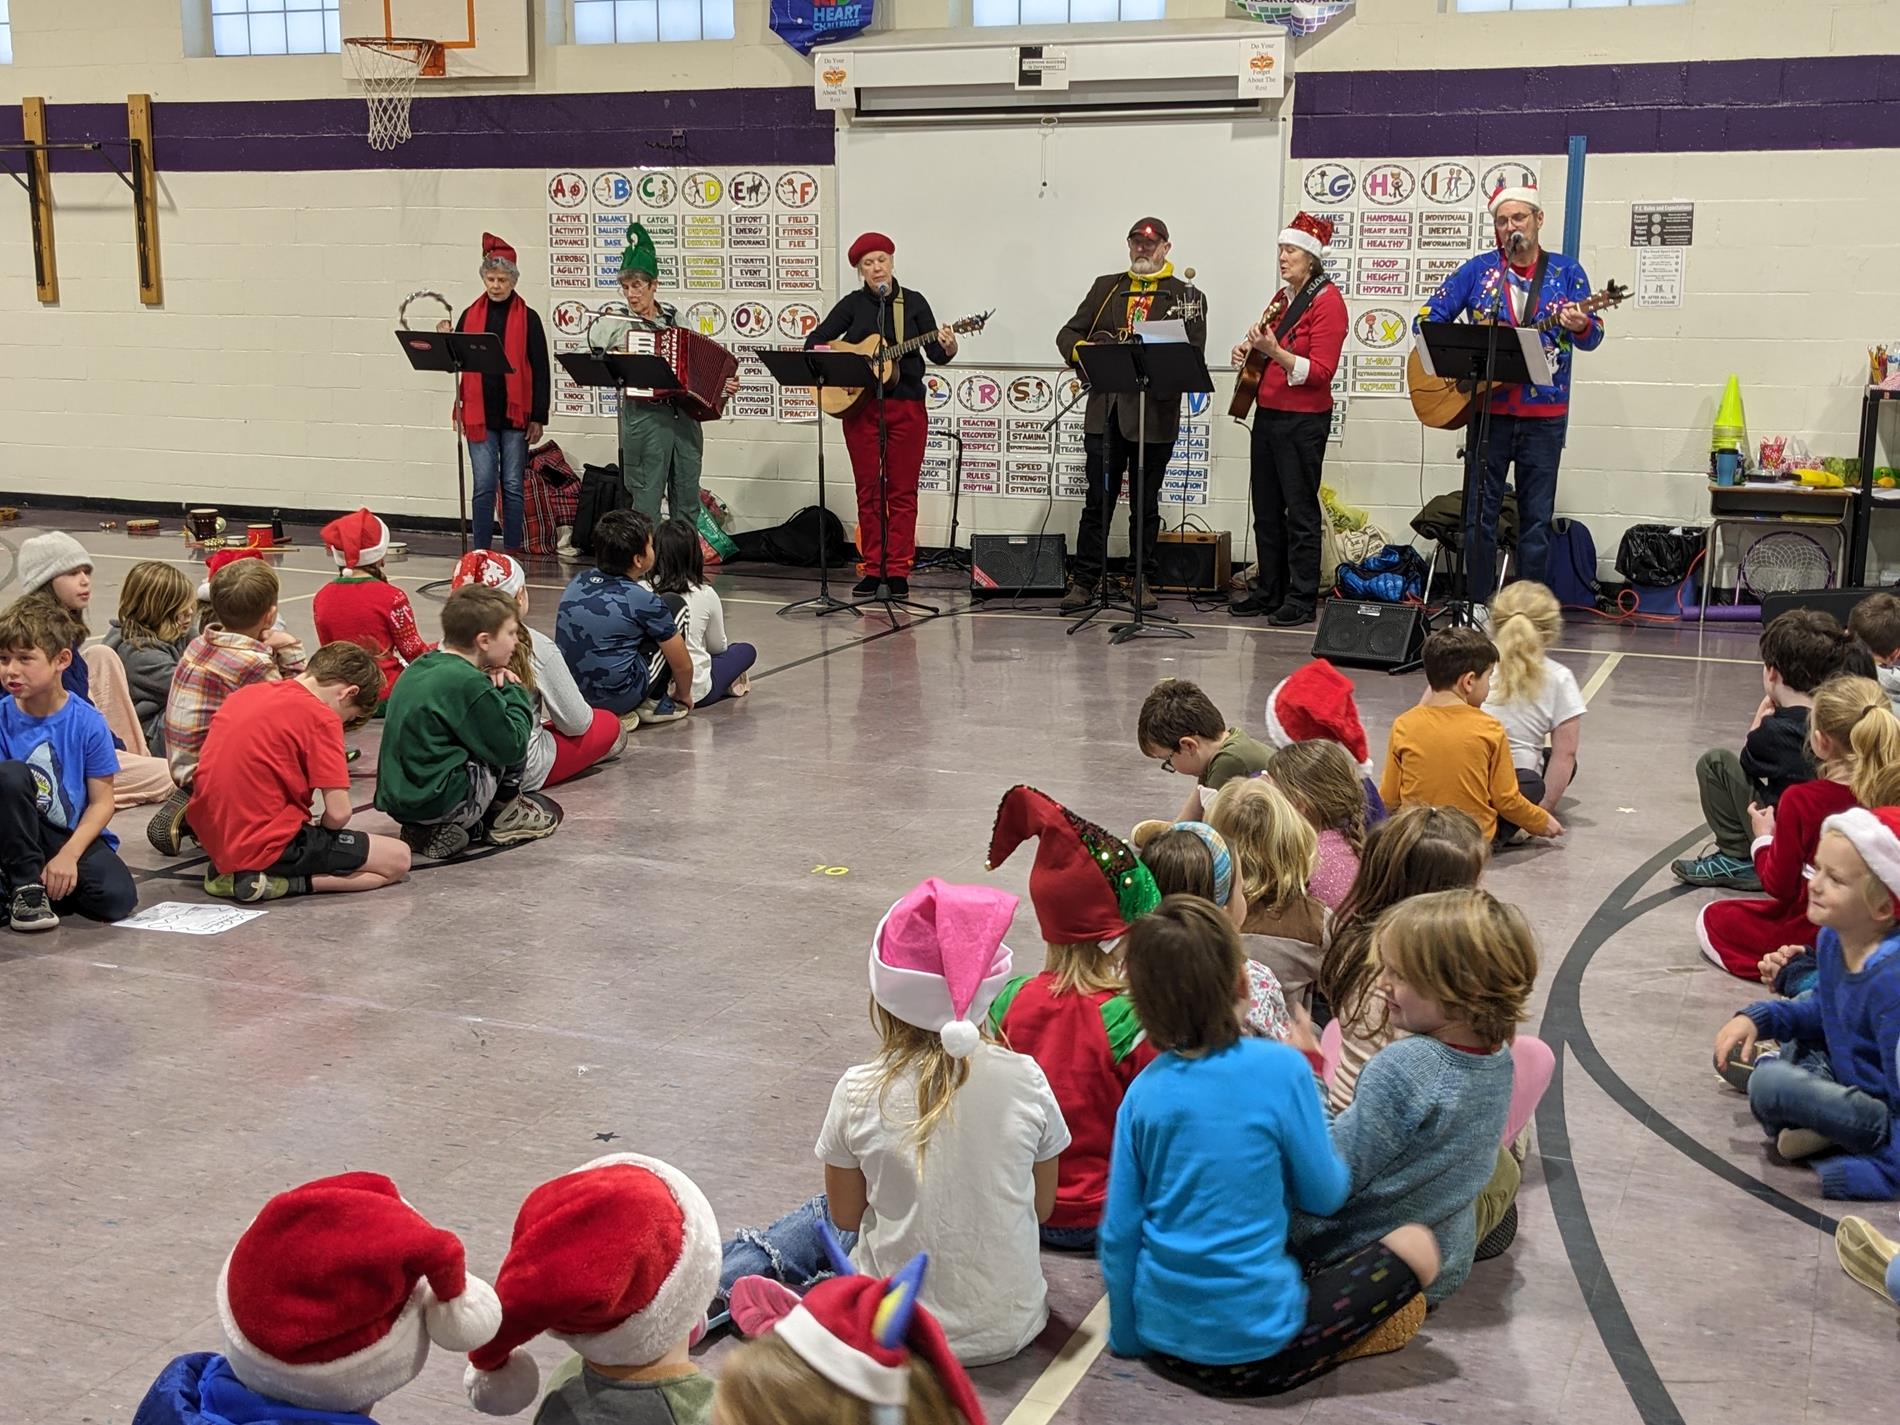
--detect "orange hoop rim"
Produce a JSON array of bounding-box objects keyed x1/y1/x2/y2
[{"x1": 344, "y1": 35, "x2": 446, "y2": 77}]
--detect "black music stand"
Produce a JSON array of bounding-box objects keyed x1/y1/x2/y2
[
  {"x1": 756, "y1": 348, "x2": 869, "y2": 617},
  {"x1": 395, "y1": 329, "x2": 512, "y2": 559},
  {"x1": 1073, "y1": 341, "x2": 1212, "y2": 646},
  {"x1": 558, "y1": 350, "x2": 681, "y2": 478}
]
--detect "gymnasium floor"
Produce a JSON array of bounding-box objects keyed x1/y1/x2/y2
[{"x1": 2, "y1": 514, "x2": 1890, "y2": 1425}]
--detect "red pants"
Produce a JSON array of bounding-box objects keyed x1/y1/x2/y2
[
  {"x1": 546, "y1": 709, "x2": 623, "y2": 787},
  {"x1": 841, "y1": 397, "x2": 925, "y2": 578}
]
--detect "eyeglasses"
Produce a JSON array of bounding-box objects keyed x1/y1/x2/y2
[{"x1": 1160, "y1": 752, "x2": 1178, "y2": 773}]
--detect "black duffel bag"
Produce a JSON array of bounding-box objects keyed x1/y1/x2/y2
[
  {"x1": 727, "y1": 506, "x2": 857, "y2": 568},
  {"x1": 569, "y1": 463, "x2": 632, "y2": 556},
  {"x1": 1615, "y1": 523, "x2": 1707, "y2": 587}
]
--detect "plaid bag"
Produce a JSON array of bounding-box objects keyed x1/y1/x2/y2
[{"x1": 496, "y1": 441, "x2": 581, "y2": 556}]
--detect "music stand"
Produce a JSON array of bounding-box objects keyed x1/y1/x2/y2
[
  {"x1": 559, "y1": 350, "x2": 682, "y2": 479},
  {"x1": 1073, "y1": 341, "x2": 1212, "y2": 646},
  {"x1": 756, "y1": 348, "x2": 870, "y2": 617},
  {"x1": 395, "y1": 329, "x2": 512, "y2": 559}
]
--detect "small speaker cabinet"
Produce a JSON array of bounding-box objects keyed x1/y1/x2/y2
[
  {"x1": 1313, "y1": 598, "x2": 1429, "y2": 670},
  {"x1": 970, "y1": 534, "x2": 1068, "y2": 598},
  {"x1": 1154, "y1": 530, "x2": 1232, "y2": 593}
]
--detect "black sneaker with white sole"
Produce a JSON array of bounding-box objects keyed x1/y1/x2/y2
[
  {"x1": 9, "y1": 884, "x2": 59, "y2": 932},
  {"x1": 400, "y1": 821, "x2": 472, "y2": 860}
]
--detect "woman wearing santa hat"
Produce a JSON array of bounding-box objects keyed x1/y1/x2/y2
[
  {"x1": 1229, "y1": 211, "x2": 1349, "y2": 628},
  {"x1": 455, "y1": 232, "x2": 550, "y2": 554},
  {"x1": 806, "y1": 233, "x2": 960, "y2": 598}
]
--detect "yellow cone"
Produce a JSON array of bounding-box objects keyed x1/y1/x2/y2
[{"x1": 1712, "y1": 374, "x2": 1746, "y2": 453}]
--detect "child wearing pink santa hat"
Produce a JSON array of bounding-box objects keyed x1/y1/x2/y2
[{"x1": 714, "y1": 877, "x2": 1071, "y2": 1367}]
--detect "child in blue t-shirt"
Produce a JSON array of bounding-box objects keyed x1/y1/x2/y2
[
  {"x1": 0, "y1": 599, "x2": 136, "y2": 931},
  {"x1": 554, "y1": 509, "x2": 696, "y2": 726}
]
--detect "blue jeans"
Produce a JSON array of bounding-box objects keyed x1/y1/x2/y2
[
  {"x1": 1462, "y1": 411, "x2": 1565, "y2": 605},
  {"x1": 1749, "y1": 1053, "x2": 1892, "y2": 1153},
  {"x1": 468, "y1": 428, "x2": 528, "y2": 550},
  {"x1": 718, "y1": 1193, "x2": 860, "y2": 1303}
]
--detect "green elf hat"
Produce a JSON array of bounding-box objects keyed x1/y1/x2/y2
[
  {"x1": 986, "y1": 785, "x2": 1161, "y2": 945},
  {"x1": 619, "y1": 223, "x2": 659, "y2": 279}
]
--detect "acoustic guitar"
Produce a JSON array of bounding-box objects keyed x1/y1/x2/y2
[
  {"x1": 1405, "y1": 280, "x2": 1629, "y2": 430},
  {"x1": 819, "y1": 311, "x2": 993, "y2": 418}
]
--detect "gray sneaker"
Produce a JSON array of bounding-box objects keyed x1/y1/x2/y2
[
  {"x1": 1672, "y1": 850, "x2": 1762, "y2": 891},
  {"x1": 485, "y1": 792, "x2": 562, "y2": 847},
  {"x1": 9, "y1": 884, "x2": 58, "y2": 932},
  {"x1": 400, "y1": 821, "x2": 472, "y2": 861}
]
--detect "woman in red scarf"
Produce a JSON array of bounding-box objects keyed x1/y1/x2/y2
[{"x1": 456, "y1": 233, "x2": 550, "y2": 553}]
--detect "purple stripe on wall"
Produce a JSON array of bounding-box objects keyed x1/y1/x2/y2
[
  {"x1": 0, "y1": 87, "x2": 832, "y2": 173},
  {"x1": 1292, "y1": 54, "x2": 1900, "y2": 157}
]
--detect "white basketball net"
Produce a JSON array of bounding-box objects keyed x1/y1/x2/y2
[{"x1": 345, "y1": 38, "x2": 436, "y2": 151}]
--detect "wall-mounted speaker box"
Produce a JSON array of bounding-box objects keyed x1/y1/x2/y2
[
  {"x1": 1154, "y1": 530, "x2": 1232, "y2": 593},
  {"x1": 970, "y1": 534, "x2": 1068, "y2": 598},
  {"x1": 1312, "y1": 598, "x2": 1429, "y2": 670}
]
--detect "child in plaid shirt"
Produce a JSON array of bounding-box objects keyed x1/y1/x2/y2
[{"x1": 148, "y1": 556, "x2": 305, "y2": 856}]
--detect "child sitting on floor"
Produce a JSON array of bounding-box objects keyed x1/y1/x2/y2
[
  {"x1": 461, "y1": 1153, "x2": 720, "y2": 1422},
  {"x1": 1208, "y1": 775, "x2": 1330, "y2": 1011},
  {"x1": 1262, "y1": 658, "x2": 1386, "y2": 825},
  {"x1": 1483, "y1": 580, "x2": 1584, "y2": 843},
  {"x1": 150, "y1": 554, "x2": 308, "y2": 857},
  {"x1": 1381, "y1": 627, "x2": 1563, "y2": 846},
  {"x1": 1288, "y1": 887, "x2": 1533, "y2": 1309},
  {"x1": 450, "y1": 551, "x2": 625, "y2": 791},
  {"x1": 985, "y1": 785, "x2": 1162, "y2": 1253},
  {"x1": 374, "y1": 584, "x2": 559, "y2": 860},
  {"x1": 0, "y1": 599, "x2": 136, "y2": 931},
  {"x1": 645, "y1": 516, "x2": 757, "y2": 708},
  {"x1": 555, "y1": 509, "x2": 696, "y2": 728},
  {"x1": 1101, "y1": 895, "x2": 1440, "y2": 1399},
  {"x1": 1266, "y1": 738, "x2": 1366, "y2": 910},
  {"x1": 104, "y1": 559, "x2": 196, "y2": 757},
  {"x1": 1138, "y1": 677, "x2": 1273, "y2": 823},
  {"x1": 1850, "y1": 591, "x2": 1900, "y2": 717},
  {"x1": 1677, "y1": 607, "x2": 1857, "y2": 890},
  {"x1": 1317, "y1": 805, "x2": 1488, "y2": 1104},
  {"x1": 314, "y1": 507, "x2": 433, "y2": 703},
  {"x1": 717, "y1": 877, "x2": 1070, "y2": 1367},
  {"x1": 1698, "y1": 675, "x2": 1900, "y2": 980},
  {"x1": 193, "y1": 641, "x2": 409, "y2": 904},
  {"x1": 1714, "y1": 806, "x2": 1900, "y2": 1198}
]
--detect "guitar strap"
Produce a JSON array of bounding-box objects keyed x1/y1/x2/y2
[
  {"x1": 1500, "y1": 252, "x2": 1550, "y2": 326},
  {"x1": 891, "y1": 287, "x2": 906, "y2": 347},
  {"x1": 1274, "y1": 273, "x2": 1331, "y2": 341}
]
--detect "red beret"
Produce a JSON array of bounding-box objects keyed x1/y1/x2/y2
[{"x1": 848, "y1": 232, "x2": 894, "y2": 267}]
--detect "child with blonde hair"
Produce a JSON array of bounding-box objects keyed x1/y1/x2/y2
[
  {"x1": 1483, "y1": 580, "x2": 1583, "y2": 841},
  {"x1": 1267, "y1": 739, "x2": 1366, "y2": 909},
  {"x1": 104, "y1": 560, "x2": 196, "y2": 756},
  {"x1": 1317, "y1": 805, "x2": 1489, "y2": 1111},
  {"x1": 1289, "y1": 888, "x2": 1534, "y2": 1308},
  {"x1": 1699, "y1": 674, "x2": 1900, "y2": 979},
  {"x1": 1208, "y1": 775, "x2": 1329, "y2": 1008},
  {"x1": 716, "y1": 878, "x2": 1069, "y2": 1366}
]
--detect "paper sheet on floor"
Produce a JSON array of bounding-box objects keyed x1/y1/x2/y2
[{"x1": 111, "y1": 902, "x2": 267, "y2": 936}]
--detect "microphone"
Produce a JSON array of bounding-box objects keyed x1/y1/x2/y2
[
  {"x1": 874, "y1": 280, "x2": 891, "y2": 297},
  {"x1": 1182, "y1": 266, "x2": 1197, "y2": 282}
]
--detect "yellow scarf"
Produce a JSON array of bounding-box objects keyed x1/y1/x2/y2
[{"x1": 1125, "y1": 261, "x2": 1174, "y2": 325}]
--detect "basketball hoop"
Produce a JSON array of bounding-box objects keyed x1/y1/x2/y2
[{"x1": 344, "y1": 37, "x2": 445, "y2": 151}]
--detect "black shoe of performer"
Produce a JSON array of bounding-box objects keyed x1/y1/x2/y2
[
  {"x1": 888, "y1": 577, "x2": 909, "y2": 597},
  {"x1": 1230, "y1": 593, "x2": 1274, "y2": 617},
  {"x1": 853, "y1": 576, "x2": 879, "y2": 595}
]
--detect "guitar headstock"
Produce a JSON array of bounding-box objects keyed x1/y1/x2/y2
[
  {"x1": 1585, "y1": 281, "x2": 1630, "y2": 313},
  {"x1": 952, "y1": 310, "x2": 993, "y2": 336}
]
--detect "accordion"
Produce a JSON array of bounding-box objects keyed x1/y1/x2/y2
[{"x1": 625, "y1": 325, "x2": 739, "y2": 422}]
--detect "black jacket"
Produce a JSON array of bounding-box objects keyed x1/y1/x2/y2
[
  {"x1": 807, "y1": 283, "x2": 952, "y2": 402},
  {"x1": 1055, "y1": 271, "x2": 1207, "y2": 444},
  {"x1": 477, "y1": 295, "x2": 551, "y2": 428}
]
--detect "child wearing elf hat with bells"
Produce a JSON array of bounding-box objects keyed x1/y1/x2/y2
[
  {"x1": 132, "y1": 1172, "x2": 504, "y2": 1425},
  {"x1": 715, "y1": 877, "x2": 1070, "y2": 1367}
]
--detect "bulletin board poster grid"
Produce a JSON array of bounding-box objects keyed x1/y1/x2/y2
[
  {"x1": 1295, "y1": 157, "x2": 1542, "y2": 398},
  {"x1": 918, "y1": 369, "x2": 1215, "y2": 507},
  {"x1": 544, "y1": 167, "x2": 833, "y2": 424}
]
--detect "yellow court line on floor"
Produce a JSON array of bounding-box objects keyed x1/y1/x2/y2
[
  {"x1": 1579, "y1": 651, "x2": 1624, "y2": 705},
  {"x1": 1002, "y1": 1296, "x2": 1112, "y2": 1425}
]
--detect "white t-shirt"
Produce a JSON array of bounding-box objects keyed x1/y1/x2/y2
[
  {"x1": 640, "y1": 581, "x2": 727, "y2": 704},
  {"x1": 1483, "y1": 656, "x2": 1586, "y2": 772},
  {"x1": 815, "y1": 1041, "x2": 1070, "y2": 1366}
]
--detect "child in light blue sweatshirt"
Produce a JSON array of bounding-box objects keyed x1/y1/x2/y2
[
  {"x1": 1288, "y1": 887, "x2": 1530, "y2": 1306},
  {"x1": 1099, "y1": 894, "x2": 1441, "y2": 1400}
]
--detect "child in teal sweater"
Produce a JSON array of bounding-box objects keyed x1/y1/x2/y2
[{"x1": 1100, "y1": 895, "x2": 1441, "y2": 1400}]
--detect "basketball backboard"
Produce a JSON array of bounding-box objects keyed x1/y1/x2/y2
[{"x1": 339, "y1": 0, "x2": 530, "y2": 78}]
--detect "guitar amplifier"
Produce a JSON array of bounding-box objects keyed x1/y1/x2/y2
[
  {"x1": 1313, "y1": 598, "x2": 1428, "y2": 670},
  {"x1": 970, "y1": 534, "x2": 1068, "y2": 598},
  {"x1": 1154, "y1": 530, "x2": 1232, "y2": 593}
]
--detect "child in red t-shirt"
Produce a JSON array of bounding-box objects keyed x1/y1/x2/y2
[
  {"x1": 312, "y1": 508, "x2": 433, "y2": 702},
  {"x1": 192, "y1": 642, "x2": 412, "y2": 903},
  {"x1": 985, "y1": 784, "x2": 1162, "y2": 1252}
]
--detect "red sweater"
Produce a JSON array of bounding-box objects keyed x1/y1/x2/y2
[
  {"x1": 1255, "y1": 282, "x2": 1348, "y2": 415},
  {"x1": 312, "y1": 574, "x2": 433, "y2": 700},
  {"x1": 989, "y1": 974, "x2": 1155, "y2": 1229},
  {"x1": 1698, "y1": 778, "x2": 1857, "y2": 978}
]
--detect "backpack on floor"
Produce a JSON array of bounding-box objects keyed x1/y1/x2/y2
[
  {"x1": 1334, "y1": 544, "x2": 1429, "y2": 604},
  {"x1": 569, "y1": 463, "x2": 632, "y2": 556},
  {"x1": 1546, "y1": 517, "x2": 1601, "y2": 609}
]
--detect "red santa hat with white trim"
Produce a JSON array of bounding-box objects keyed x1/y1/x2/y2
[
  {"x1": 1488, "y1": 177, "x2": 1541, "y2": 214},
  {"x1": 450, "y1": 550, "x2": 526, "y2": 599},
  {"x1": 321, "y1": 508, "x2": 391, "y2": 570},
  {"x1": 870, "y1": 877, "x2": 1017, "y2": 1060},
  {"x1": 463, "y1": 1153, "x2": 721, "y2": 1416},
  {"x1": 198, "y1": 546, "x2": 266, "y2": 603},
  {"x1": 1262, "y1": 658, "x2": 1373, "y2": 775},
  {"x1": 216, "y1": 1172, "x2": 502, "y2": 1413},
  {"x1": 1278, "y1": 210, "x2": 1334, "y2": 260},
  {"x1": 1820, "y1": 807, "x2": 1900, "y2": 915}
]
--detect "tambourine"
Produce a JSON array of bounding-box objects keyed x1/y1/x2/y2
[{"x1": 399, "y1": 290, "x2": 454, "y2": 331}]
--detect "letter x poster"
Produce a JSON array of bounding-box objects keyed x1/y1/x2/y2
[{"x1": 1296, "y1": 156, "x2": 1542, "y2": 398}]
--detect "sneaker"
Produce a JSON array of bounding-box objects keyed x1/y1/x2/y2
[
  {"x1": 1060, "y1": 581, "x2": 1096, "y2": 613},
  {"x1": 634, "y1": 698, "x2": 661, "y2": 719},
  {"x1": 146, "y1": 785, "x2": 193, "y2": 857},
  {"x1": 1716, "y1": 1054, "x2": 1755, "y2": 1093},
  {"x1": 1474, "y1": 1201, "x2": 1519, "y2": 1261},
  {"x1": 1672, "y1": 850, "x2": 1762, "y2": 891},
  {"x1": 618, "y1": 708, "x2": 642, "y2": 733},
  {"x1": 852, "y1": 575, "x2": 879, "y2": 596},
  {"x1": 1229, "y1": 593, "x2": 1274, "y2": 617},
  {"x1": 1470, "y1": 604, "x2": 1492, "y2": 634},
  {"x1": 204, "y1": 870, "x2": 293, "y2": 903},
  {"x1": 8, "y1": 884, "x2": 57, "y2": 933},
  {"x1": 637, "y1": 697, "x2": 689, "y2": 727},
  {"x1": 1267, "y1": 603, "x2": 1315, "y2": 628},
  {"x1": 1835, "y1": 1215, "x2": 1900, "y2": 1300},
  {"x1": 486, "y1": 791, "x2": 562, "y2": 847},
  {"x1": 1334, "y1": 1293, "x2": 1426, "y2": 1363},
  {"x1": 599, "y1": 726, "x2": 631, "y2": 764},
  {"x1": 400, "y1": 821, "x2": 472, "y2": 860},
  {"x1": 1775, "y1": 1126, "x2": 1834, "y2": 1160}
]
